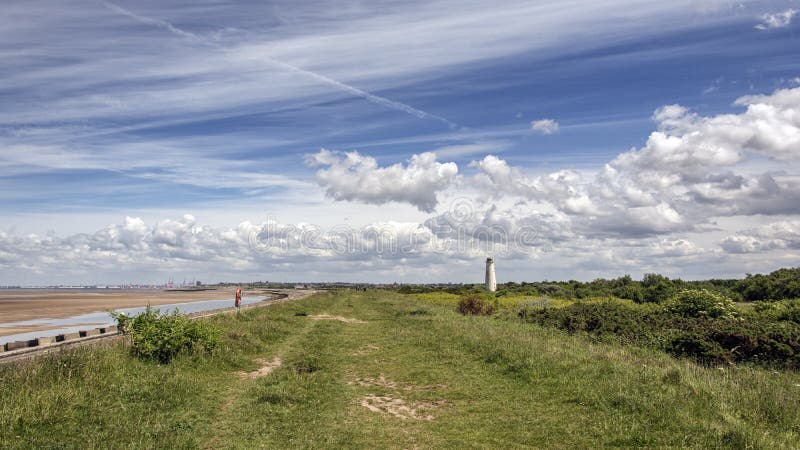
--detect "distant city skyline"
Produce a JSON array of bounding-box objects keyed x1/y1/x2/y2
[{"x1": 1, "y1": 0, "x2": 800, "y2": 284}]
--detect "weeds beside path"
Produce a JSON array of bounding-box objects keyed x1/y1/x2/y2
[{"x1": 2, "y1": 290, "x2": 800, "y2": 448}]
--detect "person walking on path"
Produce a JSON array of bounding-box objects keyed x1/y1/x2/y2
[{"x1": 235, "y1": 286, "x2": 242, "y2": 313}]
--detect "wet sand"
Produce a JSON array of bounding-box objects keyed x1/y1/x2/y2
[{"x1": 0, "y1": 289, "x2": 249, "y2": 336}]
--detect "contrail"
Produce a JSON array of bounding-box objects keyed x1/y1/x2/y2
[
  {"x1": 101, "y1": 2, "x2": 458, "y2": 129},
  {"x1": 102, "y1": 2, "x2": 202, "y2": 43},
  {"x1": 264, "y1": 58, "x2": 455, "y2": 126}
]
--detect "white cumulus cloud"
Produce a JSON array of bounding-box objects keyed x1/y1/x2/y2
[
  {"x1": 469, "y1": 86, "x2": 800, "y2": 237},
  {"x1": 755, "y1": 9, "x2": 797, "y2": 30},
  {"x1": 721, "y1": 221, "x2": 800, "y2": 254},
  {"x1": 307, "y1": 149, "x2": 459, "y2": 212},
  {"x1": 531, "y1": 119, "x2": 560, "y2": 135}
]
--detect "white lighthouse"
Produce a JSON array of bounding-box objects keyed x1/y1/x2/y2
[{"x1": 485, "y1": 257, "x2": 496, "y2": 292}]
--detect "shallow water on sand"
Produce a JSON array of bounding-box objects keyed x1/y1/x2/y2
[{"x1": 0, "y1": 296, "x2": 265, "y2": 345}]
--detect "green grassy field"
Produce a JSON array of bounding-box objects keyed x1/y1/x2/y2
[
  {"x1": 408, "y1": 291, "x2": 649, "y2": 309},
  {"x1": 2, "y1": 290, "x2": 800, "y2": 448}
]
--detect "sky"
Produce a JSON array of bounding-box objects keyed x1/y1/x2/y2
[{"x1": 1, "y1": 0, "x2": 800, "y2": 285}]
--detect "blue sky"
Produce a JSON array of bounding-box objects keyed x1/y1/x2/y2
[{"x1": 1, "y1": 0, "x2": 800, "y2": 285}]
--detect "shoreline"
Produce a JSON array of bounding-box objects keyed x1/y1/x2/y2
[
  {"x1": 0, "y1": 288, "x2": 251, "y2": 337},
  {"x1": 0, "y1": 289, "x2": 313, "y2": 363}
]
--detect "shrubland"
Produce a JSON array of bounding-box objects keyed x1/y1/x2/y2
[
  {"x1": 399, "y1": 268, "x2": 800, "y2": 370},
  {"x1": 397, "y1": 266, "x2": 800, "y2": 303},
  {"x1": 517, "y1": 294, "x2": 800, "y2": 369}
]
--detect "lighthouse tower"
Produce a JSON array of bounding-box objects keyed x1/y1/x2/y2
[{"x1": 485, "y1": 257, "x2": 497, "y2": 292}]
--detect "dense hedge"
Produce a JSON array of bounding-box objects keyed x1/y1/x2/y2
[{"x1": 518, "y1": 299, "x2": 800, "y2": 369}]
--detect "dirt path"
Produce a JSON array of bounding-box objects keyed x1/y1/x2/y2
[
  {"x1": 201, "y1": 301, "x2": 325, "y2": 449},
  {"x1": 198, "y1": 291, "x2": 454, "y2": 447},
  {"x1": 235, "y1": 356, "x2": 283, "y2": 379}
]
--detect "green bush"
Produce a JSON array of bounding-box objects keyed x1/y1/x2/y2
[
  {"x1": 778, "y1": 303, "x2": 800, "y2": 323},
  {"x1": 753, "y1": 300, "x2": 800, "y2": 323},
  {"x1": 664, "y1": 289, "x2": 738, "y2": 320},
  {"x1": 735, "y1": 268, "x2": 800, "y2": 301},
  {"x1": 638, "y1": 273, "x2": 675, "y2": 303},
  {"x1": 519, "y1": 300, "x2": 800, "y2": 369},
  {"x1": 457, "y1": 296, "x2": 495, "y2": 316},
  {"x1": 520, "y1": 301, "x2": 653, "y2": 345},
  {"x1": 517, "y1": 298, "x2": 553, "y2": 313},
  {"x1": 113, "y1": 306, "x2": 221, "y2": 363},
  {"x1": 667, "y1": 333, "x2": 730, "y2": 365}
]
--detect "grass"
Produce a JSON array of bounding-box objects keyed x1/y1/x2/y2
[
  {"x1": 2, "y1": 290, "x2": 800, "y2": 448},
  {"x1": 410, "y1": 291, "x2": 665, "y2": 311},
  {"x1": 409, "y1": 291, "x2": 569, "y2": 308}
]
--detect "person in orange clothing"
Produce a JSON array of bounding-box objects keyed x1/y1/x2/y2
[{"x1": 235, "y1": 286, "x2": 242, "y2": 312}]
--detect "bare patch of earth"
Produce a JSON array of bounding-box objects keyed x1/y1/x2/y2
[
  {"x1": 308, "y1": 314, "x2": 366, "y2": 324},
  {"x1": 360, "y1": 394, "x2": 449, "y2": 420},
  {"x1": 351, "y1": 344, "x2": 380, "y2": 356},
  {"x1": 235, "y1": 356, "x2": 282, "y2": 379}
]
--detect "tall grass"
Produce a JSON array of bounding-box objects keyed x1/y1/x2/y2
[{"x1": 409, "y1": 290, "x2": 673, "y2": 309}]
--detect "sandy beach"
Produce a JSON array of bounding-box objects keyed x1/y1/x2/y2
[{"x1": 0, "y1": 289, "x2": 253, "y2": 336}]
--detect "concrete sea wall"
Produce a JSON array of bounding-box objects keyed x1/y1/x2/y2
[{"x1": 2, "y1": 325, "x2": 119, "y2": 353}]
